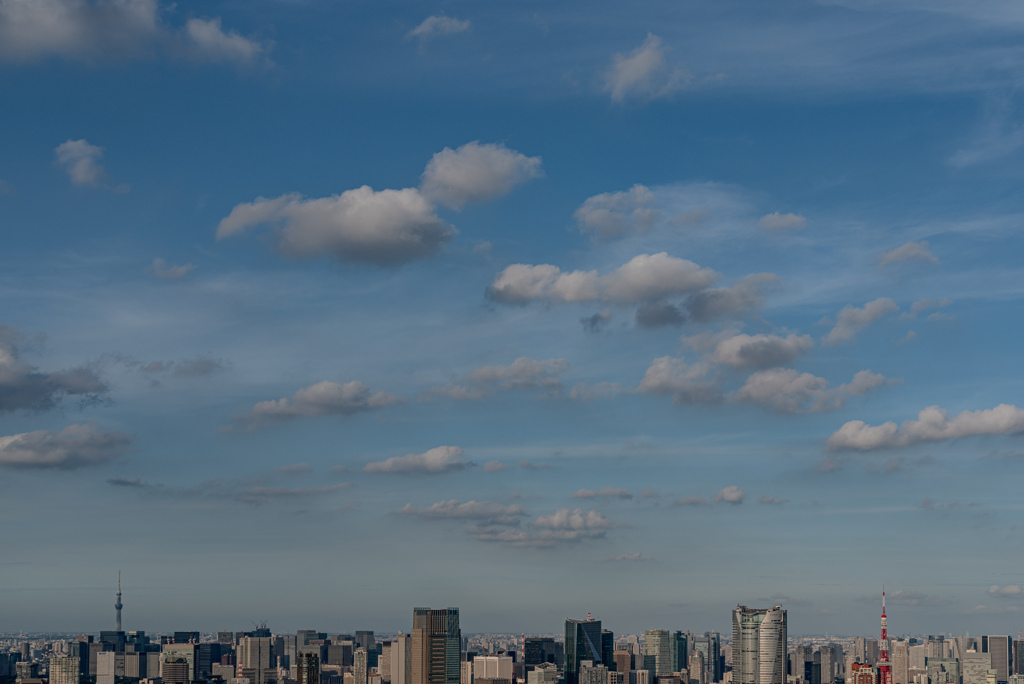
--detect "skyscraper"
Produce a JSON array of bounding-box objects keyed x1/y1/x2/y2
[
  {"x1": 238, "y1": 635, "x2": 276, "y2": 684},
  {"x1": 412, "y1": 608, "x2": 461, "y2": 684},
  {"x1": 565, "y1": 617, "x2": 606, "y2": 684},
  {"x1": 50, "y1": 656, "x2": 79, "y2": 684},
  {"x1": 297, "y1": 653, "x2": 320, "y2": 684},
  {"x1": 643, "y1": 631, "x2": 672, "y2": 677},
  {"x1": 985, "y1": 636, "x2": 1012, "y2": 684},
  {"x1": 731, "y1": 606, "x2": 786, "y2": 684},
  {"x1": 393, "y1": 634, "x2": 412, "y2": 684}
]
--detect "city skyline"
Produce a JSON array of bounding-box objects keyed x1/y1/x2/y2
[{"x1": 3, "y1": 0, "x2": 1024, "y2": 636}]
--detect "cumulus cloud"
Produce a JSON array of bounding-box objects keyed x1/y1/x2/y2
[
  {"x1": 758, "y1": 212, "x2": 806, "y2": 231},
  {"x1": 712, "y1": 333, "x2": 814, "y2": 368},
  {"x1": 54, "y1": 139, "x2": 125, "y2": 190},
  {"x1": 574, "y1": 184, "x2": 658, "y2": 238},
  {"x1": 878, "y1": 241, "x2": 938, "y2": 267},
  {"x1": 488, "y1": 252, "x2": 716, "y2": 305},
  {"x1": 635, "y1": 301, "x2": 686, "y2": 328},
  {"x1": 604, "y1": 34, "x2": 691, "y2": 102},
  {"x1": 734, "y1": 368, "x2": 889, "y2": 414},
  {"x1": 0, "y1": 423, "x2": 131, "y2": 469},
  {"x1": 364, "y1": 445, "x2": 469, "y2": 474},
  {"x1": 572, "y1": 487, "x2": 633, "y2": 500},
  {"x1": 420, "y1": 141, "x2": 542, "y2": 209},
  {"x1": 636, "y1": 356, "x2": 721, "y2": 405},
  {"x1": 0, "y1": 0, "x2": 265, "y2": 64},
  {"x1": 234, "y1": 380, "x2": 402, "y2": 431},
  {"x1": 407, "y1": 15, "x2": 470, "y2": 41},
  {"x1": 149, "y1": 257, "x2": 195, "y2": 279},
  {"x1": 823, "y1": 297, "x2": 899, "y2": 346},
  {"x1": 217, "y1": 188, "x2": 456, "y2": 266},
  {"x1": 684, "y1": 273, "x2": 779, "y2": 323},
  {"x1": 427, "y1": 357, "x2": 569, "y2": 400},
  {"x1": 714, "y1": 485, "x2": 744, "y2": 504},
  {"x1": 396, "y1": 499, "x2": 524, "y2": 526},
  {"x1": 827, "y1": 403, "x2": 1024, "y2": 451},
  {"x1": 0, "y1": 325, "x2": 108, "y2": 413},
  {"x1": 988, "y1": 585, "x2": 1023, "y2": 597}
]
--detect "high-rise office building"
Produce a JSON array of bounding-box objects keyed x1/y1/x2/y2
[
  {"x1": 732, "y1": 606, "x2": 786, "y2": 684},
  {"x1": 49, "y1": 656, "x2": 79, "y2": 684},
  {"x1": 238, "y1": 636, "x2": 277, "y2": 684},
  {"x1": 162, "y1": 644, "x2": 195, "y2": 684},
  {"x1": 890, "y1": 641, "x2": 908, "y2": 684},
  {"x1": 565, "y1": 618, "x2": 607, "y2": 684},
  {"x1": 356, "y1": 648, "x2": 370, "y2": 684},
  {"x1": 849, "y1": 664, "x2": 877, "y2": 684},
  {"x1": 614, "y1": 652, "x2": 633, "y2": 676},
  {"x1": 672, "y1": 633, "x2": 687, "y2": 675},
  {"x1": 927, "y1": 659, "x2": 959, "y2": 684},
  {"x1": 644, "y1": 631, "x2": 673, "y2": 678},
  {"x1": 581, "y1": 662, "x2": 609, "y2": 684},
  {"x1": 526, "y1": 639, "x2": 562, "y2": 667},
  {"x1": 985, "y1": 636, "x2": 1012, "y2": 684},
  {"x1": 412, "y1": 608, "x2": 461, "y2": 684},
  {"x1": 297, "y1": 653, "x2": 320, "y2": 684},
  {"x1": 393, "y1": 634, "x2": 412, "y2": 684},
  {"x1": 692, "y1": 634, "x2": 721, "y2": 683}
]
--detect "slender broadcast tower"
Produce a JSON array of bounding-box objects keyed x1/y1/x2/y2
[
  {"x1": 877, "y1": 589, "x2": 892, "y2": 684},
  {"x1": 115, "y1": 571, "x2": 123, "y2": 632}
]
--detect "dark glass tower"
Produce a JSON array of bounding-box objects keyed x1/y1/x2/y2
[{"x1": 564, "y1": 618, "x2": 604, "y2": 684}]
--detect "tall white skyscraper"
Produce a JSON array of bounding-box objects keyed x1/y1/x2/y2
[{"x1": 731, "y1": 606, "x2": 786, "y2": 684}]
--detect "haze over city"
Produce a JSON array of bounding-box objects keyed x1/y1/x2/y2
[{"x1": 2, "y1": 0, "x2": 1024, "y2": 639}]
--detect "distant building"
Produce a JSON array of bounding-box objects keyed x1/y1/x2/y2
[
  {"x1": 985, "y1": 637, "x2": 1012, "y2": 684},
  {"x1": 49, "y1": 655, "x2": 79, "y2": 684},
  {"x1": 161, "y1": 644, "x2": 196, "y2": 684},
  {"x1": 565, "y1": 618, "x2": 606, "y2": 684},
  {"x1": 297, "y1": 652, "x2": 320, "y2": 684},
  {"x1": 644, "y1": 631, "x2": 672, "y2": 678},
  {"x1": 850, "y1": 664, "x2": 877, "y2": 684},
  {"x1": 581, "y1": 661, "x2": 609, "y2": 684},
  {"x1": 731, "y1": 606, "x2": 786, "y2": 684},
  {"x1": 525, "y1": 639, "x2": 562, "y2": 667},
  {"x1": 412, "y1": 607, "x2": 461, "y2": 684}
]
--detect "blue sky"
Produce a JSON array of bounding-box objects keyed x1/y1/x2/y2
[{"x1": 2, "y1": 0, "x2": 1024, "y2": 638}]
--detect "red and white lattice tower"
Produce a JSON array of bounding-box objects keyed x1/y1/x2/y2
[{"x1": 877, "y1": 589, "x2": 892, "y2": 684}]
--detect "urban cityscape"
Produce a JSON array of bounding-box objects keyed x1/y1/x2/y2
[{"x1": 3, "y1": 589, "x2": 1024, "y2": 684}]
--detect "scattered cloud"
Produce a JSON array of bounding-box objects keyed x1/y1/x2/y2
[
  {"x1": 518, "y1": 459, "x2": 552, "y2": 470},
  {"x1": 488, "y1": 252, "x2": 716, "y2": 305},
  {"x1": 217, "y1": 187, "x2": 456, "y2": 266},
  {"x1": 900, "y1": 297, "x2": 952, "y2": 320},
  {"x1": 0, "y1": 0, "x2": 266, "y2": 65},
  {"x1": 572, "y1": 487, "x2": 633, "y2": 500},
  {"x1": 878, "y1": 241, "x2": 938, "y2": 268},
  {"x1": 758, "y1": 212, "x2": 806, "y2": 231},
  {"x1": 828, "y1": 403, "x2": 1024, "y2": 451},
  {"x1": 685, "y1": 273, "x2": 780, "y2": 323},
  {"x1": 130, "y1": 355, "x2": 227, "y2": 379},
  {"x1": 733, "y1": 368, "x2": 889, "y2": 414},
  {"x1": 607, "y1": 552, "x2": 647, "y2": 562},
  {"x1": 673, "y1": 496, "x2": 710, "y2": 506},
  {"x1": 574, "y1": 184, "x2": 658, "y2": 238},
  {"x1": 106, "y1": 477, "x2": 145, "y2": 487},
  {"x1": 639, "y1": 488, "x2": 659, "y2": 499},
  {"x1": 714, "y1": 485, "x2": 744, "y2": 504},
  {"x1": 635, "y1": 301, "x2": 686, "y2": 328},
  {"x1": 483, "y1": 460, "x2": 506, "y2": 472},
  {"x1": 364, "y1": 445, "x2": 469, "y2": 474},
  {"x1": 407, "y1": 15, "x2": 470, "y2": 41},
  {"x1": 421, "y1": 141, "x2": 542, "y2": 209},
  {"x1": 233, "y1": 380, "x2": 402, "y2": 431},
  {"x1": 236, "y1": 483, "x2": 351, "y2": 505},
  {"x1": 604, "y1": 34, "x2": 691, "y2": 102},
  {"x1": 823, "y1": 297, "x2": 899, "y2": 345},
  {"x1": 758, "y1": 495, "x2": 789, "y2": 505},
  {"x1": 815, "y1": 456, "x2": 844, "y2": 473},
  {"x1": 567, "y1": 381, "x2": 624, "y2": 401},
  {"x1": 581, "y1": 309, "x2": 612, "y2": 334},
  {"x1": 149, "y1": 257, "x2": 196, "y2": 280},
  {"x1": 0, "y1": 325, "x2": 108, "y2": 413},
  {"x1": 54, "y1": 139, "x2": 127, "y2": 191},
  {"x1": 396, "y1": 499, "x2": 524, "y2": 526},
  {"x1": 636, "y1": 356, "x2": 721, "y2": 405},
  {"x1": 0, "y1": 424, "x2": 131, "y2": 469},
  {"x1": 426, "y1": 357, "x2": 569, "y2": 400},
  {"x1": 711, "y1": 333, "x2": 814, "y2": 368},
  {"x1": 988, "y1": 585, "x2": 1023, "y2": 597}
]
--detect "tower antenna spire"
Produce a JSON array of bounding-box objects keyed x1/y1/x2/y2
[
  {"x1": 115, "y1": 571, "x2": 123, "y2": 632},
  {"x1": 878, "y1": 587, "x2": 891, "y2": 684}
]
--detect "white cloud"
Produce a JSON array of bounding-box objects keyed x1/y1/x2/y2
[
  {"x1": 420, "y1": 141, "x2": 542, "y2": 209},
  {"x1": 407, "y1": 15, "x2": 470, "y2": 41},
  {"x1": 714, "y1": 485, "x2": 744, "y2": 504},
  {"x1": 900, "y1": 297, "x2": 952, "y2": 320},
  {"x1": 488, "y1": 252, "x2": 716, "y2": 305},
  {"x1": 878, "y1": 241, "x2": 938, "y2": 267},
  {"x1": 426, "y1": 357, "x2": 569, "y2": 400},
  {"x1": 568, "y1": 381, "x2": 624, "y2": 401},
  {"x1": 574, "y1": 184, "x2": 658, "y2": 238},
  {"x1": 483, "y1": 460, "x2": 506, "y2": 472},
  {"x1": 823, "y1": 297, "x2": 899, "y2": 345},
  {"x1": 572, "y1": 487, "x2": 633, "y2": 500},
  {"x1": 216, "y1": 187, "x2": 456, "y2": 266},
  {"x1": 0, "y1": 423, "x2": 131, "y2": 469},
  {"x1": 184, "y1": 17, "x2": 263, "y2": 64},
  {"x1": 828, "y1": 403, "x2": 1024, "y2": 451},
  {"x1": 149, "y1": 257, "x2": 195, "y2": 280},
  {"x1": 604, "y1": 34, "x2": 691, "y2": 102},
  {"x1": 0, "y1": 0, "x2": 264, "y2": 64},
  {"x1": 758, "y1": 212, "x2": 806, "y2": 231},
  {"x1": 685, "y1": 273, "x2": 780, "y2": 322},
  {"x1": 988, "y1": 585, "x2": 1023, "y2": 597},
  {"x1": 733, "y1": 368, "x2": 888, "y2": 414},
  {"x1": 636, "y1": 356, "x2": 721, "y2": 405},
  {"x1": 397, "y1": 499, "x2": 524, "y2": 526},
  {"x1": 607, "y1": 552, "x2": 646, "y2": 562},
  {"x1": 712, "y1": 333, "x2": 814, "y2": 368},
  {"x1": 54, "y1": 139, "x2": 124, "y2": 189},
  {"x1": 235, "y1": 380, "x2": 402, "y2": 430},
  {"x1": 364, "y1": 445, "x2": 468, "y2": 473}
]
